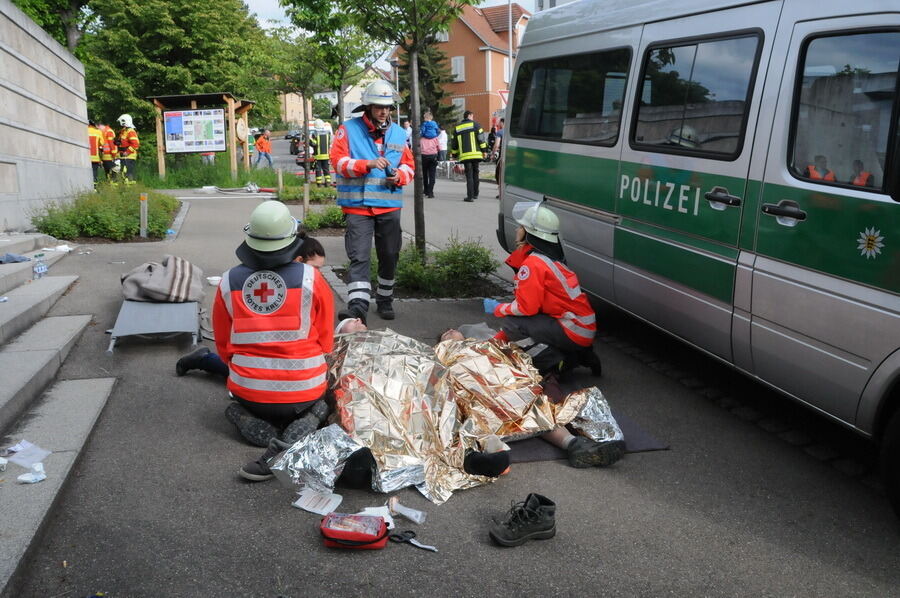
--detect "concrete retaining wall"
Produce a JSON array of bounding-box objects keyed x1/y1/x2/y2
[{"x1": 0, "y1": 0, "x2": 91, "y2": 232}]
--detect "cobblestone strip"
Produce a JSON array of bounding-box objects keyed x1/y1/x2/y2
[{"x1": 595, "y1": 331, "x2": 880, "y2": 490}]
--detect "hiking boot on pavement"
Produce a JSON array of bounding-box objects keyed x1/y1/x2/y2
[
  {"x1": 225, "y1": 402, "x2": 278, "y2": 448},
  {"x1": 567, "y1": 437, "x2": 625, "y2": 468},
  {"x1": 375, "y1": 301, "x2": 395, "y2": 320},
  {"x1": 176, "y1": 346, "x2": 211, "y2": 376},
  {"x1": 338, "y1": 300, "x2": 368, "y2": 326},
  {"x1": 239, "y1": 438, "x2": 290, "y2": 482},
  {"x1": 489, "y1": 493, "x2": 556, "y2": 547}
]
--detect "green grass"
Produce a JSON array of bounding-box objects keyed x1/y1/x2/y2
[
  {"x1": 31, "y1": 184, "x2": 180, "y2": 241},
  {"x1": 135, "y1": 151, "x2": 282, "y2": 189},
  {"x1": 278, "y1": 185, "x2": 336, "y2": 203}
]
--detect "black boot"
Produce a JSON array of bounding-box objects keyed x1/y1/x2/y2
[
  {"x1": 577, "y1": 348, "x2": 603, "y2": 377},
  {"x1": 225, "y1": 402, "x2": 278, "y2": 447},
  {"x1": 239, "y1": 437, "x2": 290, "y2": 482},
  {"x1": 489, "y1": 493, "x2": 556, "y2": 547},
  {"x1": 375, "y1": 300, "x2": 395, "y2": 320},
  {"x1": 464, "y1": 450, "x2": 510, "y2": 477},
  {"x1": 280, "y1": 399, "x2": 330, "y2": 444},
  {"x1": 176, "y1": 346, "x2": 211, "y2": 376},
  {"x1": 567, "y1": 437, "x2": 625, "y2": 468},
  {"x1": 337, "y1": 299, "x2": 368, "y2": 326}
]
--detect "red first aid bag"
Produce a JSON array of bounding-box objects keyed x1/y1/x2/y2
[{"x1": 320, "y1": 513, "x2": 389, "y2": 550}]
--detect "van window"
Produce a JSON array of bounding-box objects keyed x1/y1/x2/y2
[
  {"x1": 510, "y1": 49, "x2": 631, "y2": 146},
  {"x1": 632, "y1": 35, "x2": 760, "y2": 158},
  {"x1": 791, "y1": 31, "x2": 900, "y2": 191}
]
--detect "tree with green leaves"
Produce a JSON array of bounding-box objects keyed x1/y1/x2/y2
[
  {"x1": 281, "y1": 0, "x2": 479, "y2": 253},
  {"x1": 12, "y1": 0, "x2": 93, "y2": 52},
  {"x1": 397, "y1": 39, "x2": 459, "y2": 128}
]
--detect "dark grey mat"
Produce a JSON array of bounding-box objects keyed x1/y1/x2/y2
[{"x1": 509, "y1": 411, "x2": 669, "y2": 463}]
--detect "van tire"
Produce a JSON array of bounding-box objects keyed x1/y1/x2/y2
[{"x1": 880, "y1": 408, "x2": 900, "y2": 519}]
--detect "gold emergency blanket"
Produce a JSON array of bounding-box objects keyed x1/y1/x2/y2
[{"x1": 328, "y1": 329, "x2": 618, "y2": 504}]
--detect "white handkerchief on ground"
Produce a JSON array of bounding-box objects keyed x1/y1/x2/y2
[{"x1": 292, "y1": 489, "x2": 342, "y2": 515}]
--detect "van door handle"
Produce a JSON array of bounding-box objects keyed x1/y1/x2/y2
[
  {"x1": 762, "y1": 200, "x2": 807, "y2": 221},
  {"x1": 704, "y1": 188, "x2": 742, "y2": 207}
]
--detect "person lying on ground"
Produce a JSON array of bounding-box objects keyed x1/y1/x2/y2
[
  {"x1": 208, "y1": 201, "x2": 334, "y2": 482},
  {"x1": 483, "y1": 202, "x2": 603, "y2": 378}
]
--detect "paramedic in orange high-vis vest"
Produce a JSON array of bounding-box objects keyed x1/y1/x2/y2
[
  {"x1": 87, "y1": 119, "x2": 103, "y2": 182},
  {"x1": 850, "y1": 159, "x2": 875, "y2": 188},
  {"x1": 803, "y1": 154, "x2": 835, "y2": 181},
  {"x1": 212, "y1": 201, "x2": 334, "y2": 482}
]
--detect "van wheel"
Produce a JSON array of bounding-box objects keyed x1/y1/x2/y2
[{"x1": 880, "y1": 408, "x2": 900, "y2": 519}]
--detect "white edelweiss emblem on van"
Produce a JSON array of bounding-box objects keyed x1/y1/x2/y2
[{"x1": 857, "y1": 227, "x2": 884, "y2": 259}]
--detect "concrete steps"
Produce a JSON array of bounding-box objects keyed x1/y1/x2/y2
[
  {"x1": 0, "y1": 315, "x2": 92, "y2": 433},
  {"x1": 0, "y1": 378, "x2": 116, "y2": 597},
  {"x1": 0, "y1": 276, "x2": 78, "y2": 344},
  {"x1": 0, "y1": 249, "x2": 70, "y2": 296},
  {"x1": 0, "y1": 233, "x2": 59, "y2": 257}
]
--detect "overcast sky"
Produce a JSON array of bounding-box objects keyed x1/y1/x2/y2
[{"x1": 244, "y1": 0, "x2": 537, "y2": 27}]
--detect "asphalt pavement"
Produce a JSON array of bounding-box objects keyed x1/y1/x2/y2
[{"x1": 12, "y1": 141, "x2": 900, "y2": 597}]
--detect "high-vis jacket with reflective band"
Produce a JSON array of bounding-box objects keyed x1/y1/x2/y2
[
  {"x1": 311, "y1": 131, "x2": 332, "y2": 160},
  {"x1": 450, "y1": 119, "x2": 486, "y2": 161},
  {"x1": 852, "y1": 171, "x2": 873, "y2": 186},
  {"x1": 212, "y1": 261, "x2": 335, "y2": 404},
  {"x1": 495, "y1": 245, "x2": 597, "y2": 347},
  {"x1": 806, "y1": 165, "x2": 835, "y2": 181},
  {"x1": 88, "y1": 126, "x2": 102, "y2": 163},
  {"x1": 101, "y1": 126, "x2": 117, "y2": 160},
  {"x1": 333, "y1": 116, "x2": 411, "y2": 209},
  {"x1": 118, "y1": 127, "x2": 139, "y2": 159}
]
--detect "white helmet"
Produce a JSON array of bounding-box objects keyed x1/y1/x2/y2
[
  {"x1": 314, "y1": 119, "x2": 325, "y2": 131},
  {"x1": 512, "y1": 201, "x2": 560, "y2": 243},
  {"x1": 667, "y1": 125, "x2": 699, "y2": 149},
  {"x1": 352, "y1": 80, "x2": 399, "y2": 112},
  {"x1": 117, "y1": 114, "x2": 134, "y2": 128},
  {"x1": 243, "y1": 200, "x2": 299, "y2": 253}
]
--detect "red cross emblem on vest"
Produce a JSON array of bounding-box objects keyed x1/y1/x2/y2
[{"x1": 243, "y1": 271, "x2": 287, "y2": 314}]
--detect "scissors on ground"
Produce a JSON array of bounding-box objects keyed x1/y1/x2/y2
[{"x1": 388, "y1": 530, "x2": 438, "y2": 552}]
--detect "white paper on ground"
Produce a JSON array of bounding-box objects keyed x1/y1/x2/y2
[
  {"x1": 357, "y1": 506, "x2": 395, "y2": 529},
  {"x1": 17, "y1": 462, "x2": 46, "y2": 484},
  {"x1": 388, "y1": 496, "x2": 427, "y2": 524},
  {"x1": 43, "y1": 244, "x2": 73, "y2": 252},
  {"x1": 292, "y1": 489, "x2": 343, "y2": 515},
  {"x1": 8, "y1": 442, "x2": 51, "y2": 468}
]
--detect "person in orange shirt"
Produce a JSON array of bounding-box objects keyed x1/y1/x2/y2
[
  {"x1": 253, "y1": 129, "x2": 273, "y2": 168},
  {"x1": 331, "y1": 80, "x2": 414, "y2": 323},
  {"x1": 87, "y1": 119, "x2": 103, "y2": 183},
  {"x1": 98, "y1": 119, "x2": 118, "y2": 181}
]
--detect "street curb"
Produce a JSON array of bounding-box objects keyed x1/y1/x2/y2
[
  {"x1": 165, "y1": 200, "x2": 190, "y2": 242},
  {"x1": 323, "y1": 231, "x2": 514, "y2": 306}
]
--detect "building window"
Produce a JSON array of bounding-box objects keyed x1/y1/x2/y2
[
  {"x1": 790, "y1": 31, "x2": 900, "y2": 191},
  {"x1": 435, "y1": 30, "x2": 449, "y2": 43},
  {"x1": 632, "y1": 34, "x2": 761, "y2": 159},
  {"x1": 451, "y1": 97, "x2": 466, "y2": 117},
  {"x1": 510, "y1": 48, "x2": 632, "y2": 146},
  {"x1": 451, "y1": 56, "x2": 465, "y2": 82}
]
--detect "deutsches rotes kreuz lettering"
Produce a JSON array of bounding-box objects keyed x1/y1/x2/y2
[{"x1": 243, "y1": 271, "x2": 287, "y2": 314}]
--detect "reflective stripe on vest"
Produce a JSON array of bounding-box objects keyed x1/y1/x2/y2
[
  {"x1": 229, "y1": 370, "x2": 327, "y2": 393},
  {"x1": 532, "y1": 254, "x2": 582, "y2": 300},
  {"x1": 231, "y1": 353, "x2": 325, "y2": 371},
  {"x1": 806, "y1": 165, "x2": 835, "y2": 181},
  {"x1": 852, "y1": 171, "x2": 872, "y2": 186},
  {"x1": 453, "y1": 121, "x2": 483, "y2": 161},
  {"x1": 314, "y1": 132, "x2": 332, "y2": 159},
  {"x1": 336, "y1": 118, "x2": 404, "y2": 208}
]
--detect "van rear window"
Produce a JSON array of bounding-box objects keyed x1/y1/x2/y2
[
  {"x1": 632, "y1": 34, "x2": 760, "y2": 159},
  {"x1": 510, "y1": 49, "x2": 631, "y2": 146},
  {"x1": 790, "y1": 31, "x2": 900, "y2": 192}
]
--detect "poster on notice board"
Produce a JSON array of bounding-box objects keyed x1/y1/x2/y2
[{"x1": 163, "y1": 109, "x2": 226, "y2": 153}]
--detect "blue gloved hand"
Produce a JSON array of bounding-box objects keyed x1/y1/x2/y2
[{"x1": 483, "y1": 298, "x2": 500, "y2": 314}]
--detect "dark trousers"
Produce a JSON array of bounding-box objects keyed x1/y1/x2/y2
[
  {"x1": 102, "y1": 160, "x2": 115, "y2": 179},
  {"x1": 344, "y1": 210, "x2": 402, "y2": 307},
  {"x1": 422, "y1": 153, "x2": 438, "y2": 195},
  {"x1": 235, "y1": 395, "x2": 319, "y2": 428},
  {"x1": 463, "y1": 159, "x2": 480, "y2": 199},
  {"x1": 501, "y1": 314, "x2": 586, "y2": 374},
  {"x1": 315, "y1": 159, "x2": 331, "y2": 184},
  {"x1": 91, "y1": 162, "x2": 100, "y2": 182},
  {"x1": 121, "y1": 158, "x2": 136, "y2": 180}
]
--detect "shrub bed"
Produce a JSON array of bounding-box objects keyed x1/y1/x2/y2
[
  {"x1": 278, "y1": 185, "x2": 336, "y2": 203},
  {"x1": 31, "y1": 185, "x2": 180, "y2": 241}
]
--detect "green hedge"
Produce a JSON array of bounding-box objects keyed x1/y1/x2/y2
[
  {"x1": 278, "y1": 185, "x2": 336, "y2": 203},
  {"x1": 303, "y1": 205, "x2": 345, "y2": 231},
  {"x1": 31, "y1": 185, "x2": 180, "y2": 240}
]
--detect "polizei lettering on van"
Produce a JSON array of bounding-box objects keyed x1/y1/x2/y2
[{"x1": 619, "y1": 175, "x2": 702, "y2": 216}]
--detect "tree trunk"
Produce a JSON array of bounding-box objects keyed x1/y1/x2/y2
[
  {"x1": 61, "y1": 1, "x2": 83, "y2": 52},
  {"x1": 337, "y1": 83, "x2": 345, "y2": 125},
  {"x1": 410, "y1": 48, "x2": 425, "y2": 255}
]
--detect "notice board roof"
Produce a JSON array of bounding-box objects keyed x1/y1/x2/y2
[{"x1": 146, "y1": 93, "x2": 255, "y2": 112}]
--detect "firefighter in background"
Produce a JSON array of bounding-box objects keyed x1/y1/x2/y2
[
  {"x1": 309, "y1": 119, "x2": 333, "y2": 186},
  {"x1": 450, "y1": 110, "x2": 488, "y2": 202},
  {"x1": 117, "y1": 114, "x2": 140, "y2": 183},
  {"x1": 87, "y1": 119, "x2": 103, "y2": 184},
  {"x1": 98, "y1": 119, "x2": 118, "y2": 182}
]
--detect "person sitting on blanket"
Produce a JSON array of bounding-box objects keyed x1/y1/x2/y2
[{"x1": 484, "y1": 202, "x2": 603, "y2": 378}]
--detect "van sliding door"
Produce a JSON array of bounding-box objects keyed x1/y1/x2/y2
[{"x1": 615, "y1": 2, "x2": 780, "y2": 361}]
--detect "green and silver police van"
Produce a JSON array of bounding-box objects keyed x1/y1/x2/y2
[{"x1": 497, "y1": 0, "x2": 900, "y2": 514}]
